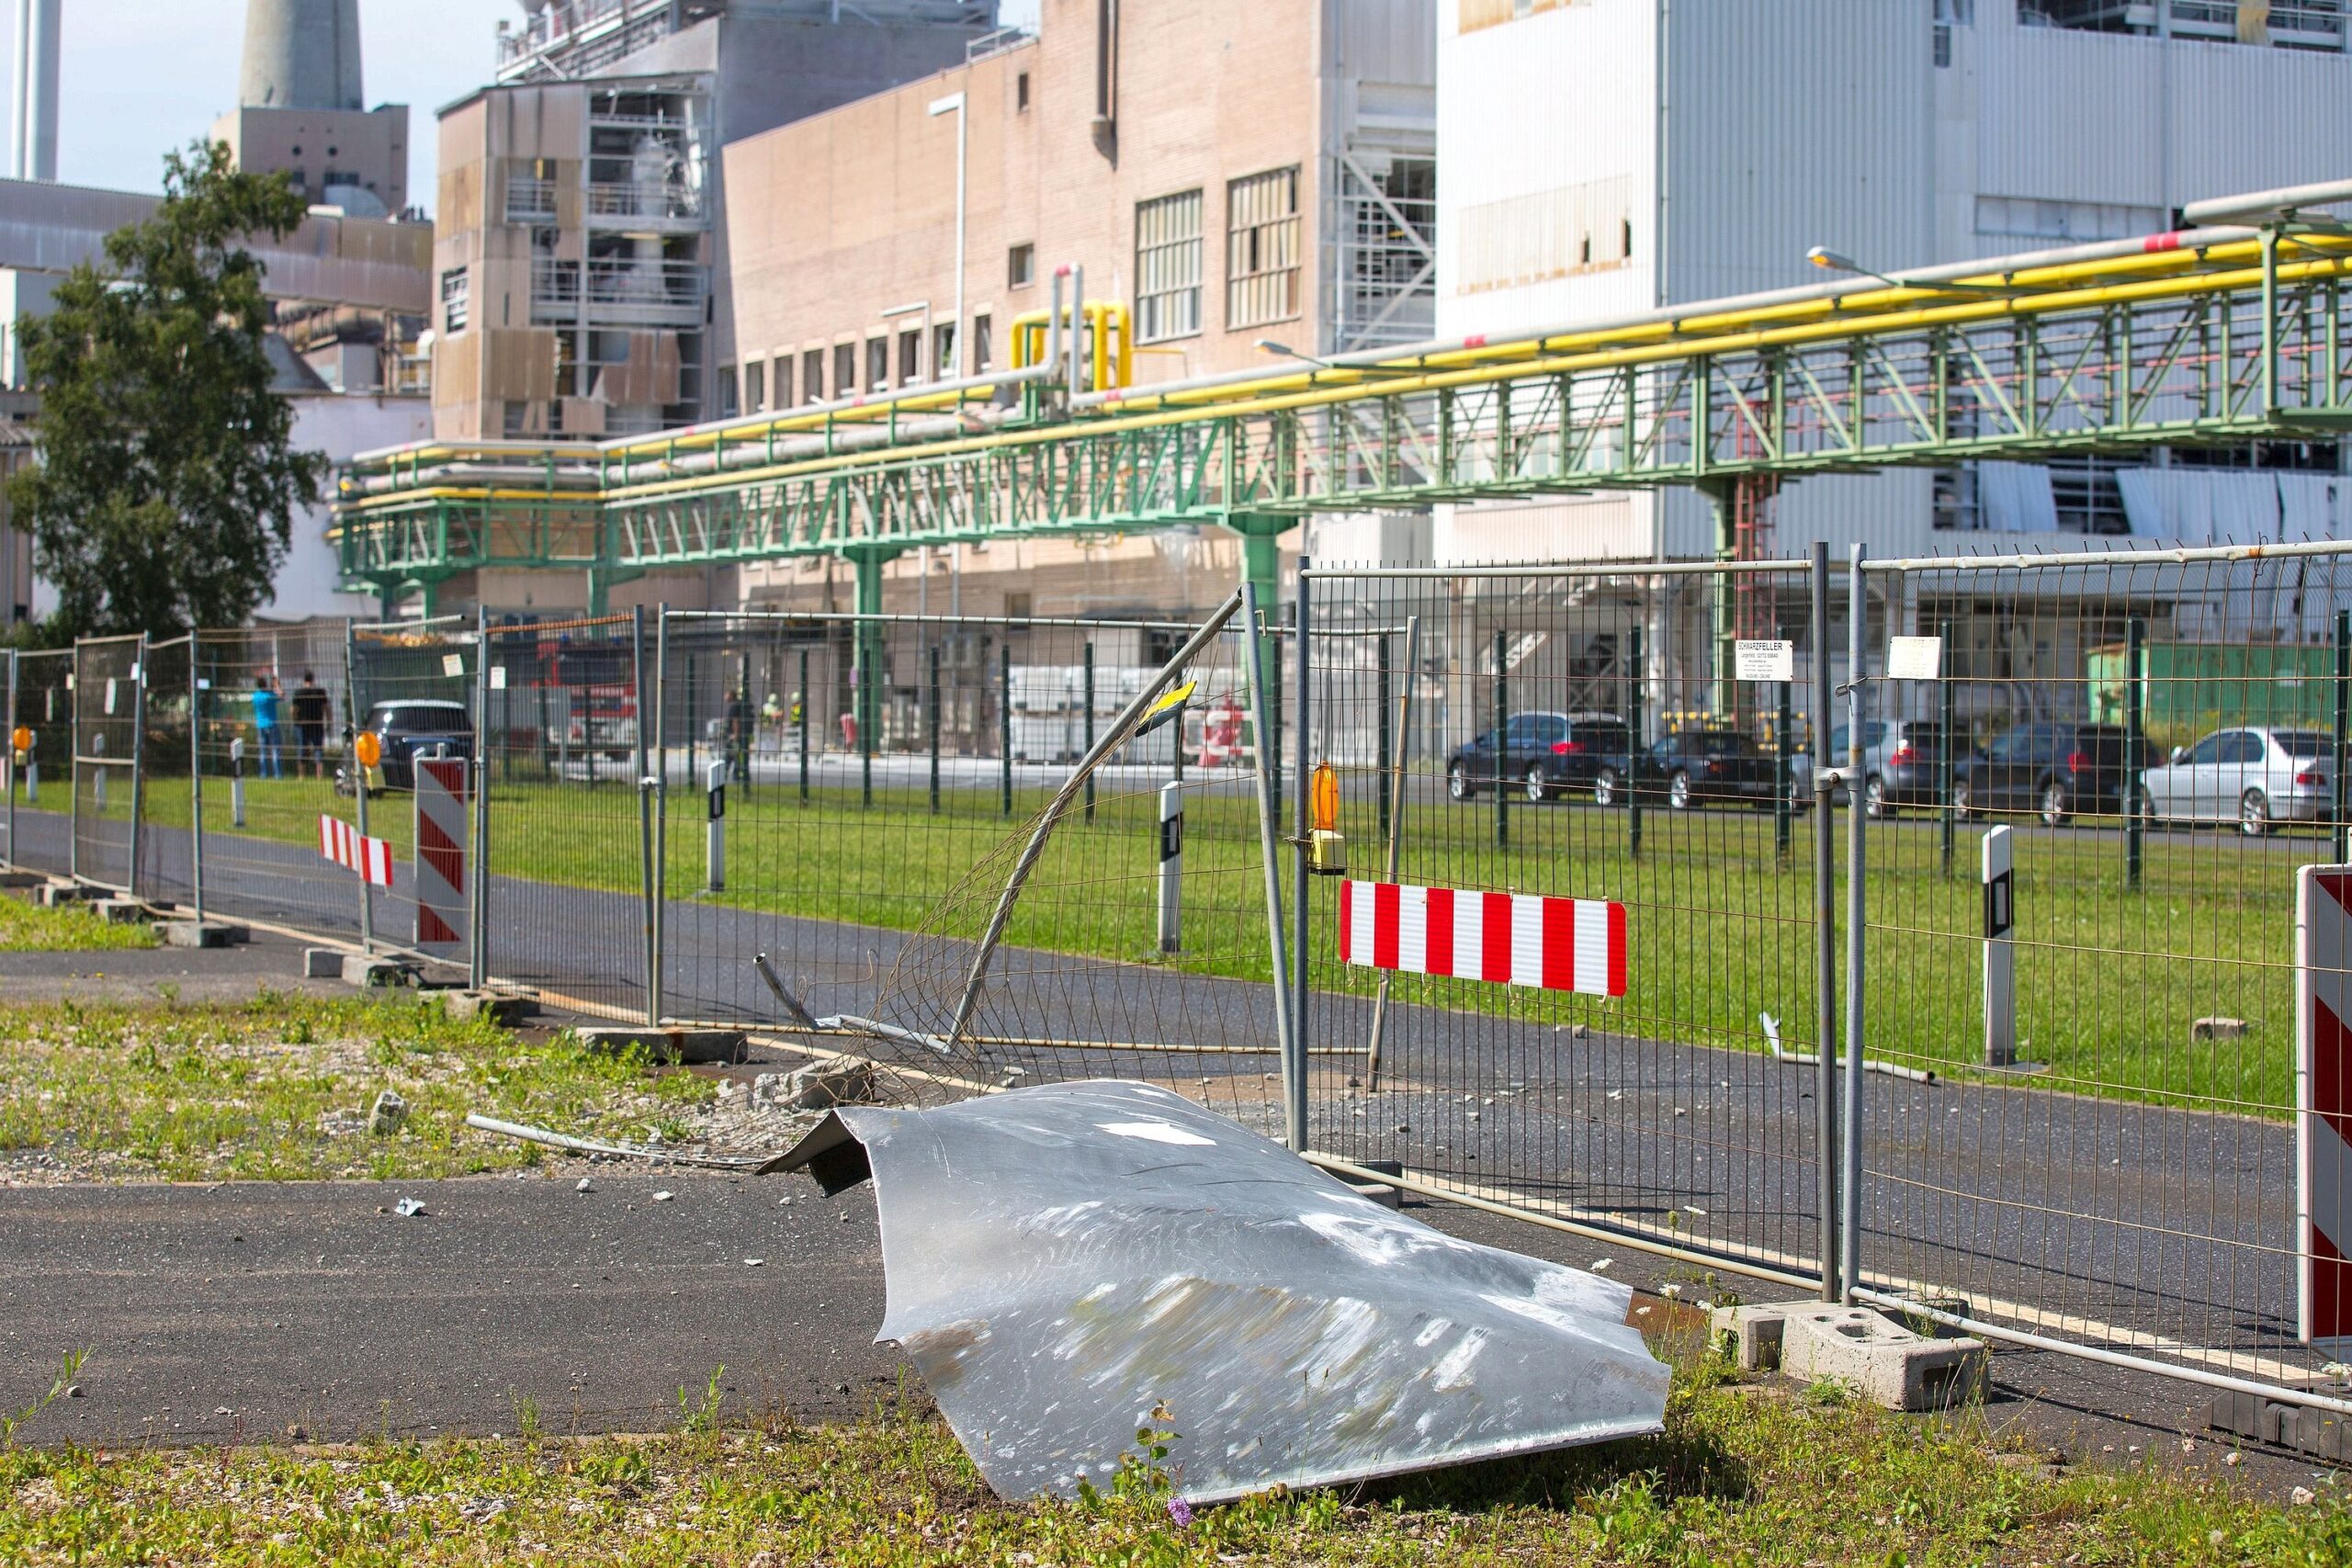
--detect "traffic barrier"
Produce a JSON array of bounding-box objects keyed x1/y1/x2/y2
[
  {"x1": 414, "y1": 756, "x2": 469, "y2": 948},
  {"x1": 2301, "y1": 866, "x2": 2352, "y2": 1354},
  {"x1": 317, "y1": 813, "x2": 392, "y2": 887},
  {"x1": 1338, "y1": 879, "x2": 1626, "y2": 998}
]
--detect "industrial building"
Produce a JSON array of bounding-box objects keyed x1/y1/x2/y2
[
  {"x1": 426, "y1": 0, "x2": 1001, "y2": 446},
  {"x1": 211, "y1": 0, "x2": 410, "y2": 217},
  {"x1": 1434, "y1": 0, "x2": 2352, "y2": 568}
]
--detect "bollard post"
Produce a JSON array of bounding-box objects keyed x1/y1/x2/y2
[
  {"x1": 1983, "y1": 824, "x2": 2018, "y2": 1067},
  {"x1": 706, "y1": 758, "x2": 728, "y2": 892},
  {"x1": 230, "y1": 738, "x2": 246, "y2": 827},
  {"x1": 1157, "y1": 778, "x2": 1182, "y2": 953}
]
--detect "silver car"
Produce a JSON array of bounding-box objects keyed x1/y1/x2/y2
[{"x1": 2139, "y1": 726, "x2": 2335, "y2": 836}]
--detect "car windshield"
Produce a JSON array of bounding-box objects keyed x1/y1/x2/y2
[
  {"x1": 1679, "y1": 731, "x2": 1759, "y2": 757},
  {"x1": 2274, "y1": 730, "x2": 2333, "y2": 758},
  {"x1": 370, "y1": 705, "x2": 463, "y2": 734}
]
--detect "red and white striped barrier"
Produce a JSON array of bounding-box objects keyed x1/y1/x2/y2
[
  {"x1": 1340, "y1": 880, "x2": 1626, "y2": 998},
  {"x1": 317, "y1": 814, "x2": 393, "y2": 888},
  {"x1": 2301, "y1": 866, "x2": 2352, "y2": 1350},
  {"x1": 414, "y1": 758, "x2": 469, "y2": 948}
]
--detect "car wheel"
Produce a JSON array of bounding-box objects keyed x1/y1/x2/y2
[
  {"x1": 1447, "y1": 761, "x2": 1472, "y2": 801},
  {"x1": 1952, "y1": 779, "x2": 1974, "y2": 822},
  {"x1": 2133, "y1": 784, "x2": 2159, "y2": 831},
  {"x1": 2040, "y1": 780, "x2": 2070, "y2": 829},
  {"x1": 1668, "y1": 770, "x2": 1694, "y2": 811},
  {"x1": 1594, "y1": 768, "x2": 1619, "y2": 809},
  {"x1": 1863, "y1": 774, "x2": 1894, "y2": 820},
  {"x1": 1524, "y1": 764, "x2": 1551, "y2": 804},
  {"x1": 2240, "y1": 789, "x2": 2272, "y2": 839}
]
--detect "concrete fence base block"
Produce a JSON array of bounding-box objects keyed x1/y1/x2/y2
[
  {"x1": 301, "y1": 948, "x2": 345, "y2": 979},
  {"x1": 1709, "y1": 1301, "x2": 1987, "y2": 1412},
  {"x1": 2211, "y1": 1391, "x2": 2352, "y2": 1460},
  {"x1": 1345, "y1": 1181, "x2": 1404, "y2": 1210},
  {"x1": 577, "y1": 1025, "x2": 747, "y2": 1066},
  {"x1": 90, "y1": 899, "x2": 151, "y2": 926},
  {"x1": 341, "y1": 953, "x2": 418, "y2": 988},
  {"x1": 440, "y1": 990, "x2": 535, "y2": 1026},
  {"x1": 0, "y1": 869, "x2": 41, "y2": 888},
  {"x1": 34, "y1": 883, "x2": 87, "y2": 908},
  {"x1": 160, "y1": 919, "x2": 243, "y2": 949}
]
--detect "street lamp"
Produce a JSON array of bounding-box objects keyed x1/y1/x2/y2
[
  {"x1": 1256, "y1": 338, "x2": 1335, "y2": 369},
  {"x1": 1807, "y1": 244, "x2": 2016, "y2": 298},
  {"x1": 928, "y1": 92, "x2": 967, "y2": 379}
]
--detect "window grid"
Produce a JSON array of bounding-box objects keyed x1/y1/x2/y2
[
  {"x1": 1227, "y1": 166, "x2": 1302, "y2": 329},
  {"x1": 1135, "y1": 189, "x2": 1204, "y2": 344}
]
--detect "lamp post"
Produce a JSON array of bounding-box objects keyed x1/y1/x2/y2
[{"x1": 928, "y1": 91, "x2": 967, "y2": 379}]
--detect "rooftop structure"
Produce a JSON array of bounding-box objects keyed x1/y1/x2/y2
[{"x1": 215, "y1": 0, "x2": 407, "y2": 216}]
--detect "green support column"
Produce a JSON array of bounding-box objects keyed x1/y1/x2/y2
[
  {"x1": 845, "y1": 547, "x2": 904, "y2": 787},
  {"x1": 1699, "y1": 477, "x2": 1735, "y2": 723},
  {"x1": 1228, "y1": 513, "x2": 1296, "y2": 757}
]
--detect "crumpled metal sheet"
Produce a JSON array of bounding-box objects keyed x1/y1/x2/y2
[{"x1": 775, "y1": 1078, "x2": 1669, "y2": 1503}]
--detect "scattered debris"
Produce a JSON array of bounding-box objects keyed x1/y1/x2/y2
[
  {"x1": 64, "y1": 1384, "x2": 82, "y2": 1399},
  {"x1": 770, "y1": 1079, "x2": 1668, "y2": 1504},
  {"x1": 652, "y1": 1190, "x2": 674, "y2": 1203},
  {"x1": 744, "y1": 1258, "x2": 765, "y2": 1268},
  {"x1": 368, "y1": 1089, "x2": 408, "y2": 1136},
  {"x1": 574, "y1": 1177, "x2": 594, "y2": 1193},
  {"x1": 392, "y1": 1197, "x2": 426, "y2": 1217},
  {"x1": 1759, "y1": 1012, "x2": 1937, "y2": 1084},
  {"x1": 2190, "y1": 1016, "x2": 2249, "y2": 1043}
]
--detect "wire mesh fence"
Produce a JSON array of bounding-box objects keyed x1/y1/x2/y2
[
  {"x1": 348, "y1": 617, "x2": 480, "y2": 961},
  {"x1": 1294, "y1": 558, "x2": 1835, "y2": 1291},
  {"x1": 6, "y1": 648, "x2": 72, "y2": 879},
  {"x1": 192, "y1": 623, "x2": 363, "y2": 937},
  {"x1": 72, "y1": 634, "x2": 144, "y2": 894}
]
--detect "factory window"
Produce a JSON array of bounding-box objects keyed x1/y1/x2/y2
[
  {"x1": 867, "y1": 336, "x2": 889, "y2": 393},
  {"x1": 898, "y1": 328, "x2": 922, "y2": 386},
  {"x1": 743, "y1": 358, "x2": 764, "y2": 413},
  {"x1": 1135, "y1": 189, "x2": 1204, "y2": 344},
  {"x1": 439, "y1": 267, "x2": 470, "y2": 333},
  {"x1": 1008, "y1": 243, "x2": 1036, "y2": 289},
  {"x1": 934, "y1": 321, "x2": 956, "y2": 378},
  {"x1": 773, "y1": 355, "x2": 793, "y2": 410},
  {"x1": 1017, "y1": 72, "x2": 1030, "y2": 111},
  {"x1": 1227, "y1": 166, "x2": 1302, "y2": 329},
  {"x1": 717, "y1": 365, "x2": 739, "y2": 420},
  {"x1": 505, "y1": 159, "x2": 558, "y2": 223},
  {"x1": 973, "y1": 313, "x2": 993, "y2": 372},
  {"x1": 834, "y1": 343, "x2": 857, "y2": 400},
  {"x1": 2018, "y1": 0, "x2": 2346, "y2": 50},
  {"x1": 804, "y1": 348, "x2": 825, "y2": 402},
  {"x1": 1976, "y1": 195, "x2": 2165, "y2": 243}
]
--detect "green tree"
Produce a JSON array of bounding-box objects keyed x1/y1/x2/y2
[{"x1": 10, "y1": 140, "x2": 327, "y2": 636}]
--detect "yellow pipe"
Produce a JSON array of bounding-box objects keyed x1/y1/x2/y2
[{"x1": 575, "y1": 250, "x2": 2352, "y2": 508}]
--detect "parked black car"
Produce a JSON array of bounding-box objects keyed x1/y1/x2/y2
[
  {"x1": 1447, "y1": 710, "x2": 1631, "y2": 802},
  {"x1": 1827, "y1": 719, "x2": 1962, "y2": 818},
  {"x1": 1952, "y1": 721, "x2": 2144, "y2": 827},
  {"x1": 352, "y1": 699, "x2": 475, "y2": 791},
  {"x1": 1597, "y1": 728, "x2": 1784, "y2": 810}
]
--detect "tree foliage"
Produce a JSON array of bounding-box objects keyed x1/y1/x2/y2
[{"x1": 10, "y1": 141, "x2": 327, "y2": 636}]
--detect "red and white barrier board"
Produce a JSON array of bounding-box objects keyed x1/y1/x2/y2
[
  {"x1": 1340, "y1": 880, "x2": 1626, "y2": 998},
  {"x1": 2301, "y1": 867, "x2": 2352, "y2": 1351},
  {"x1": 413, "y1": 758, "x2": 469, "y2": 948},
  {"x1": 317, "y1": 814, "x2": 393, "y2": 888}
]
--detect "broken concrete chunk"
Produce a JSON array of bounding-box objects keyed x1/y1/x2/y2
[
  {"x1": 779, "y1": 1058, "x2": 876, "y2": 1110},
  {"x1": 392, "y1": 1197, "x2": 426, "y2": 1218},
  {"x1": 576, "y1": 1025, "x2": 747, "y2": 1065},
  {"x1": 1709, "y1": 1300, "x2": 1986, "y2": 1411},
  {"x1": 2190, "y1": 1016, "x2": 2248, "y2": 1043},
  {"x1": 302, "y1": 948, "x2": 342, "y2": 979},
  {"x1": 368, "y1": 1090, "x2": 409, "y2": 1136}
]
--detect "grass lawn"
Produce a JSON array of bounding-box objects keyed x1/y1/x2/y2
[
  {"x1": 0, "y1": 897, "x2": 155, "y2": 953},
  {"x1": 34, "y1": 763, "x2": 2316, "y2": 1116},
  {"x1": 2, "y1": 1332, "x2": 2347, "y2": 1565},
  {"x1": 0, "y1": 996, "x2": 714, "y2": 1183}
]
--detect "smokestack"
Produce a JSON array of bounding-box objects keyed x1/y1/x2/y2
[
  {"x1": 12, "y1": 0, "x2": 58, "y2": 183},
  {"x1": 240, "y1": 0, "x2": 364, "y2": 112}
]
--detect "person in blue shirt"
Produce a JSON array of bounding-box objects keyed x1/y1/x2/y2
[{"x1": 252, "y1": 674, "x2": 283, "y2": 779}]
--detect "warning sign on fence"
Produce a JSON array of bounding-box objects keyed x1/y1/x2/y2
[
  {"x1": 317, "y1": 815, "x2": 392, "y2": 888},
  {"x1": 2301, "y1": 866, "x2": 2352, "y2": 1351},
  {"x1": 414, "y1": 758, "x2": 469, "y2": 949},
  {"x1": 1340, "y1": 880, "x2": 1625, "y2": 998}
]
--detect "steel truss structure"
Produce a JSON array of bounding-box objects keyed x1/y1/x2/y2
[{"x1": 337, "y1": 222, "x2": 2352, "y2": 609}]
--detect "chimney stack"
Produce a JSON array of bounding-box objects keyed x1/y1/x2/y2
[
  {"x1": 12, "y1": 0, "x2": 58, "y2": 182},
  {"x1": 240, "y1": 0, "x2": 364, "y2": 112}
]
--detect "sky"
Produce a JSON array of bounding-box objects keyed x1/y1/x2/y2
[{"x1": 8, "y1": 0, "x2": 1041, "y2": 212}]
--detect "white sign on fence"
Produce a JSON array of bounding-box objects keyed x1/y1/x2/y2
[
  {"x1": 1886, "y1": 636, "x2": 1944, "y2": 682},
  {"x1": 1734, "y1": 639, "x2": 1794, "y2": 683},
  {"x1": 490, "y1": 665, "x2": 508, "y2": 690},
  {"x1": 441, "y1": 653, "x2": 465, "y2": 679}
]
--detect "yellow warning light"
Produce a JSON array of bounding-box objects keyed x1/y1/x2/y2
[
  {"x1": 354, "y1": 730, "x2": 382, "y2": 769},
  {"x1": 8, "y1": 726, "x2": 28, "y2": 755},
  {"x1": 1308, "y1": 760, "x2": 1346, "y2": 876}
]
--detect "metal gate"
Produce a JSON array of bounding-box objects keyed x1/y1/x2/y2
[{"x1": 71, "y1": 634, "x2": 144, "y2": 894}]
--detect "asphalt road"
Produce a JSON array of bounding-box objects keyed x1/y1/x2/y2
[{"x1": 0, "y1": 806, "x2": 2318, "y2": 1401}]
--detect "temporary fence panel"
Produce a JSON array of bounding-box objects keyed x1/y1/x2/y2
[
  {"x1": 4, "y1": 649, "x2": 72, "y2": 879},
  {"x1": 1854, "y1": 544, "x2": 2352, "y2": 1399},
  {"x1": 349, "y1": 618, "x2": 480, "y2": 961},
  {"x1": 136, "y1": 636, "x2": 196, "y2": 910},
  {"x1": 72, "y1": 634, "x2": 144, "y2": 895},
  {"x1": 479, "y1": 614, "x2": 647, "y2": 1016},
  {"x1": 1295, "y1": 558, "x2": 1835, "y2": 1292},
  {"x1": 191, "y1": 624, "x2": 362, "y2": 937}
]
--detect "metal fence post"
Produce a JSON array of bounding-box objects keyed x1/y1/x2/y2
[
  {"x1": 188, "y1": 646, "x2": 204, "y2": 923},
  {"x1": 1000, "y1": 640, "x2": 1014, "y2": 818},
  {"x1": 3, "y1": 649, "x2": 16, "y2": 872},
  {"x1": 650, "y1": 608, "x2": 670, "y2": 1025},
  {"x1": 343, "y1": 622, "x2": 373, "y2": 953},
  {"x1": 1627, "y1": 622, "x2": 1644, "y2": 859},
  {"x1": 2335, "y1": 608, "x2": 2349, "y2": 866},
  {"x1": 129, "y1": 637, "x2": 149, "y2": 899},
  {"x1": 1290, "y1": 561, "x2": 1313, "y2": 1154},
  {"x1": 928, "y1": 639, "x2": 943, "y2": 815},
  {"x1": 1939, "y1": 617, "x2": 1956, "y2": 880},
  {"x1": 1809, "y1": 541, "x2": 1839, "y2": 1303},
  {"x1": 1375, "y1": 635, "x2": 1392, "y2": 848},
  {"x1": 632, "y1": 606, "x2": 658, "y2": 1026},
  {"x1": 1493, "y1": 626, "x2": 1509, "y2": 851},
  {"x1": 797, "y1": 647, "x2": 810, "y2": 803},
  {"x1": 860, "y1": 626, "x2": 874, "y2": 810},
  {"x1": 1840, "y1": 546, "x2": 1867, "y2": 1304},
  {"x1": 1082, "y1": 640, "x2": 1097, "y2": 823},
  {"x1": 471, "y1": 607, "x2": 491, "y2": 991},
  {"x1": 1239, "y1": 581, "x2": 1296, "y2": 1146},
  {"x1": 2125, "y1": 615, "x2": 2144, "y2": 890},
  {"x1": 67, "y1": 639, "x2": 80, "y2": 883},
  {"x1": 1775, "y1": 671, "x2": 1793, "y2": 863}
]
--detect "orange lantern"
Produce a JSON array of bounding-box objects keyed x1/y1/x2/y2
[
  {"x1": 354, "y1": 730, "x2": 382, "y2": 769},
  {"x1": 1308, "y1": 760, "x2": 1346, "y2": 876}
]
